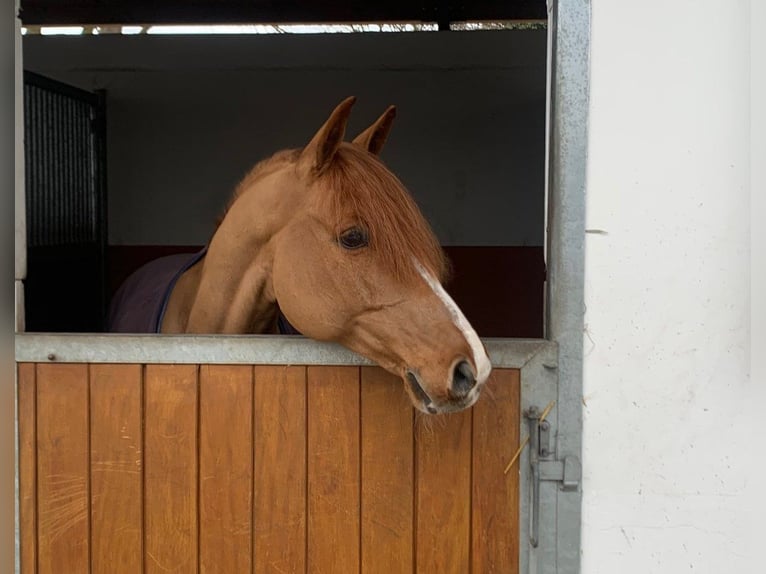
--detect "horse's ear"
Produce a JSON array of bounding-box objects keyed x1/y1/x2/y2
[
  {"x1": 352, "y1": 105, "x2": 397, "y2": 155},
  {"x1": 301, "y1": 96, "x2": 356, "y2": 174}
]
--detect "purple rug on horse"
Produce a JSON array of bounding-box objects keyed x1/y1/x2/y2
[{"x1": 107, "y1": 248, "x2": 300, "y2": 334}]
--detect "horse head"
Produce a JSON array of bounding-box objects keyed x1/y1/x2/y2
[{"x1": 193, "y1": 97, "x2": 492, "y2": 414}]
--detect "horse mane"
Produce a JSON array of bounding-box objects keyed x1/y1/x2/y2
[
  {"x1": 214, "y1": 149, "x2": 301, "y2": 230},
  {"x1": 320, "y1": 143, "x2": 449, "y2": 283},
  {"x1": 216, "y1": 143, "x2": 449, "y2": 283}
]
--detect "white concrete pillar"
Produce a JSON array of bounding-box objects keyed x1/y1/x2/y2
[{"x1": 583, "y1": 1, "x2": 765, "y2": 571}]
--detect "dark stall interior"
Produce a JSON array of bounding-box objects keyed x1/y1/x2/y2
[{"x1": 21, "y1": 1, "x2": 548, "y2": 337}]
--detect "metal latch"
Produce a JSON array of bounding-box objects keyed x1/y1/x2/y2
[
  {"x1": 539, "y1": 457, "x2": 581, "y2": 490},
  {"x1": 525, "y1": 406, "x2": 581, "y2": 547}
]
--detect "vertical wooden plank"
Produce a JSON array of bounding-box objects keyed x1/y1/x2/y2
[
  {"x1": 144, "y1": 364, "x2": 198, "y2": 574},
  {"x1": 360, "y1": 367, "x2": 413, "y2": 574},
  {"x1": 36, "y1": 363, "x2": 90, "y2": 574},
  {"x1": 307, "y1": 366, "x2": 360, "y2": 573},
  {"x1": 90, "y1": 364, "x2": 143, "y2": 574},
  {"x1": 199, "y1": 365, "x2": 253, "y2": 574},
  {"x1": 415, "y1": 407, "x2": 472, "y2": 574},
  {"x1": 18, "y1": 364, "x2": 37, "y2": 574},
  {"x1": 472, "y1": 369, "x2": 521, "y2": 574},
  {"x1": 253, "y1": 366, "x2": 307, "y2": 574}
]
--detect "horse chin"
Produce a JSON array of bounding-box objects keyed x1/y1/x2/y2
[{"x1": 412, "y1": 391, "x2": 482, "y2": 415}]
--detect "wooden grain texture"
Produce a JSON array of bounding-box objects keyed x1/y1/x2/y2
[
  {"x1": 18, "y1": 364, "x2": 37, "y2": 574},
  {"x1": 144, "y1": 364, "x2": 198, "y2": 574},
  {"x1": 415, "y1": 407, "x2": 472, "y2": 574},
  {"x1": 253, "y1": 366, "x2": 307, "y2": 574},
  {"x1": 90, "y1": 364, "x2": 143, "y2": 574},
  {"x1": 360, "y1": 367, "x2": 413, "y2": 574},
  {"x1": 472, "y1": 369, "x2": 521, "y2": 574},
  {"x1": 36, "y1": 363, "x2": 90, "y2": 574},
  {"x1": 199, "y1": 365, "x2": 253, "y2": 574},
  {"x1": 307, "y1": 366, "x2": 361, "y2": 574},
  {"x1": 19, "y1": 361, "x2": 521, "y2": 574}
]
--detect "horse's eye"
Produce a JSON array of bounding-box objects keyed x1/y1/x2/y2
[{"x1": 339, "y1": 227, "x2": 369, "y2": 250}]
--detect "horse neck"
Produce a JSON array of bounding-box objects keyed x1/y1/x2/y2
[{"x1": 180, "y1": 207, "x2": 280, "y2": 334}]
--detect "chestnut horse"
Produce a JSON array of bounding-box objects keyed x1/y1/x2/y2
[{"x1": 109, "y1": 97, "x2": 491, "y2": 414}]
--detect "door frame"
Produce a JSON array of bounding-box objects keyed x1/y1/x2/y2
[
  {"x1": 13, "y1": 1, "x2": 591, "y2": 572},
  {"x1": 540, "y1": 1, "x2": 590, "y2": 572}
]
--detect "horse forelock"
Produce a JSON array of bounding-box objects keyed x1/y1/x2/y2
[{"x1": 319, "y1": 144, "x2": 449, "y2": 283}]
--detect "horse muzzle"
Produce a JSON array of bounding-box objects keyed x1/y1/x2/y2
[{"x1": 405, "y1": 362, "x2": 484, "y2": 415}]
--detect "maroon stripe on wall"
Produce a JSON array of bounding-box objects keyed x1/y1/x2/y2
[
  {"x1": 444, "y1": 246, "x2": 544, "y2": 338},
  {"x1": 107, "y1": 245, "x2": 544, "y2": 338}
]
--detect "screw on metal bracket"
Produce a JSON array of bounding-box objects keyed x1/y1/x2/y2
[{"x1": 539, "y1": 420, "x2": 552, "y2": 457}]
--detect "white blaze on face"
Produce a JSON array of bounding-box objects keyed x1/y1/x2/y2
[{"x1": 414, "y1": 260, "x2": 492, "y2": 385}]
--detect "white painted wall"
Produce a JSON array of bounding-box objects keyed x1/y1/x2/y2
[
  {"x1": 583, "y1": 1, "x2": 766, "y2": 572},
  {"x1": 23, "y1": 31, "x2": 547, "y2": 246}
]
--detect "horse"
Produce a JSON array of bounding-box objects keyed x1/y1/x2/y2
[{"x1": 108, "y1": 97, "x2": 492, "y2": 414}]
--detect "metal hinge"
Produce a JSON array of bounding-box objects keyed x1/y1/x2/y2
[{"x1": 525, "y1": 406, "x2": 581, "y2": 547}]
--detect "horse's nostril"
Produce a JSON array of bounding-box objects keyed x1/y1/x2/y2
[{"x1": 451, "y1": 360, "x2": 476, "y2": 398}]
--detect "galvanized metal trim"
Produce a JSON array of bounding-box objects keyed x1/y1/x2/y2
[
  {"x1": 14, "y1": 9, "x2": 26, "y2": 285},
  {"x1": 14, "y1": 333, "x2": 555, "y2": 369},
  {"x1": 15, "y1": 280, "x2": 24, "y2": 333},
  {"x1": 543, "y1": 0, "x2": 590, "y2": 573},
  {"x1": 517, "y1": 340, "x2": 559, "y2": 574},
  {"x1": 15, "y1": 11, "x2": 24, "y2": 574}
]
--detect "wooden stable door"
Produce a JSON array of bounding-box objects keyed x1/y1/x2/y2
[{"x1": 18, "y1": 363, "x2": 520, "y2": 574}]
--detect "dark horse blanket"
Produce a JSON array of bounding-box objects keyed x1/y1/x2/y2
[{"x1": 107, "y1": 248, "x2": 299, "y2": 334}]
